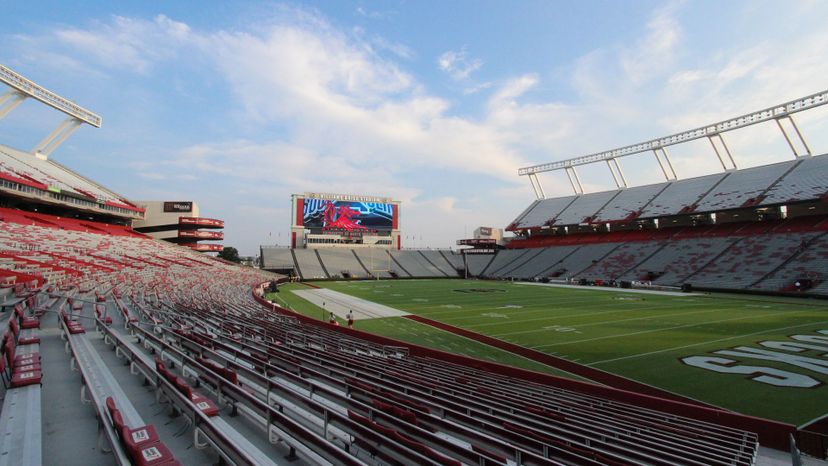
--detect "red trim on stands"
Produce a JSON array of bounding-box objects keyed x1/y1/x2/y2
[
  {"x1": 0, "y1": 252, "x2": 83, "y2": 278},
  {"x1": 122, "y1": 254, "x2": 166, "y2": 268},
  {"x1": 392, "y1": 204, "x2": 398, "y2": 230},
  {"x1": 0, "y1": 267, "x2": 43, "y2": 287},
  {"x1": 0, "y1": 207, "x2": 144, "y2": 238},
  {"x1": 0, "y1": 171, "x2": 48, "y2": 191},
  {"x1": 72, "y1": 187, "x2": 98, "y2": 200},
  {"x1": 37, "y1": 251, "x2": 116, "y2": 273}
]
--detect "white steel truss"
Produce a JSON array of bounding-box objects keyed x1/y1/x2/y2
[
  {"x1": 519, "y1": 90, "x2": 828, "y2": 197},
  {"x1": 0, "y1": 64, "x2": 101, "y2": 159}
]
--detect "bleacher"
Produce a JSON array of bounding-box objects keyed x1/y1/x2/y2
[
  {"x1": 510, "y1": 155, "x2": 828, "y2": 230},
  {"x1": 489, "y1": 215, "x2": 828, "y2": 296},
  {"x1": 498, "y1": 152, "x2": 828, "y2": 296},
  {"x1": 760, "y1": 155, "x2": 828, "y2": 206},
  {"x1": 316, "y1": 248, "x2": 367, "y2": 279},
  {"x1": 389, "y1": 250, "x2": 447, "y2": 277},
  {"x1": 0, "y1": 204, "x2": 800, "y2": 464},
  {"x1": 292, "y1": 248, "x2": 329, "y2": 280},
  {"x1": 262, "y1": 246, "x2": 462, "y2": 279},
  {"x1": 465, "y1": 254, "x2": 494, "y2": 277},
  {"x1": 508, "y1": 195, "x2": 576, "y2": 229},
  {"x1": 0, "y1": 145, "x2": 143, "y2": 217},
  {"x1": 578, "y1": 241, "x2": 665, "y2": 282},
  {"x1": 593, "y1": 182, "x2": 669, "y2": 223},
  {"x1": 550, "y1": 190, "x2": 619, "y2": 226},
  {"x1": 437, "y1": 250, "x2": 465, "y2": 273},
  {"x1": 259, "y1": 246, "x2": 295, "y2": 271},
  {"x1": 692, "y1": 160, "x2": 798, "y2": 212}
]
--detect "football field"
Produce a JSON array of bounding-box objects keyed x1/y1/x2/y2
[{"x1": 273, "y1": 278, "x2": 828, "y2": 425}]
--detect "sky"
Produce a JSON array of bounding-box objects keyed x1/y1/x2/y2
[{"x1": 1, "y1": 0, "x2": 828, "y2": 255}]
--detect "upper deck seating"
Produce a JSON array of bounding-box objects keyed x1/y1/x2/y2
[
  {"x1": 508, "y1": 195, "x2": 576, "y2": 229},
  {"x1": 0, "y1": 145, "x2": 125, "y2": 204},
  {"x1": 638, "y1": 172, "x2": 726, "y2": 218},
  {"x1": 552, "y1": 190, "x2": 619, "y2": 226},
  {"x1": 693, "y1": 160, "x2": 798, "y2": 212},
  {"x1": 760, "y1": 154, "x2": 828, "y2": 205},
  {"x1": 593, "y1": 182, "x2": 669, "y2": 222}
]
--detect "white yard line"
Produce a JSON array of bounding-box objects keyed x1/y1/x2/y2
[
  {"x1": 490, "y1": 306, "x2": 732, "y2": 338},
  {"x1": 532, "y1": 309, "x2": 819, "y2": 349},
  {"x1": 465, "y1": 299, "x2": 716, "y2": 331},
  {"x1": 513, "y1": 281, "x2": 701, "y2": 296},
  {"x1": 292, "y1": 288, "x2": 409, "y2": 320},
  {"x1": 588, "y1": 320, "x2": 828, "y2": 366}
]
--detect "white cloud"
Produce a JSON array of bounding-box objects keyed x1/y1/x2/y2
[
  {"x1": 6, "y1": 2, "x2": 828, "y2": 252},
  {"x1": 437, "y1": 47, "x2": 483, "y2": 81},
  {"x1": 53, "y1": 15, "x2": 191, "y2": 73}
]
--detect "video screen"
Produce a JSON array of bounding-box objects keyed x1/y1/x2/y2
[{"x1": 303, "y1": 199, "x2": 393, "y2": 231}]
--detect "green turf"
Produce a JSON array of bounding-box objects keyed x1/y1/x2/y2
[
  {"x1": 286, "y1": 279, "x2": 828, "y2": 425},
  {"x1": 266, "y1": 284, "x2": 587, "y2": 381}
]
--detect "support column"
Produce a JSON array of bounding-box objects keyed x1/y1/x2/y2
[
  {"x1": 33, "y1": 117, "x2": 82, "y2": 159},
  {"x1": 606, "y1": 158, "x2": 628, "y2": 188},
  {"x1": 0, "y1": 90, "x2": 26, "y2": 120},
  {"x1": 708, "y1": 133, "x2": 737, "y2": 171},
  {"x1": 528, "y1": 173, "x2": 546, "y2": 200},
  {"x1": 775, "y1": 115, "x2": 812, "y2": 158},
  {"x1": 652, "y1": 147, "x2": 677, "y2": 180},
  {"x1": 565, "y1": 167, "x2": 584, "y2": 195}
]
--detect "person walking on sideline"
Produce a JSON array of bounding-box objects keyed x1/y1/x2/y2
[{"x1": 347, "y1": 310, "x2": 354, "y2": 329}]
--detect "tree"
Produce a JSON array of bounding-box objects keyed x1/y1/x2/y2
[{"x1": 218, "y1": 246, "x2": 241, "y2": 263}]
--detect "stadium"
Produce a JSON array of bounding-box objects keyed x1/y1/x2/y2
[{"x1": 1, "y1": 18, "x2": 828, "y2": 466}]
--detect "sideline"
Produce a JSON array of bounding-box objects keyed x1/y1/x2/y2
[{"x1": 513, "y1": 281, "x2": 702, "y2": 296}]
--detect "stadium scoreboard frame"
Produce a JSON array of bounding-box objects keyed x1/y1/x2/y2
[{"x1": 290, "y1": 192, "x2": 401, "y2": 250}]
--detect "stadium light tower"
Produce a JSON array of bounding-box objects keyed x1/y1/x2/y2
[
  {"x1": 0, "y1": 64, "x2": 102, "y2": 159},
  {"x1": 519, "y1": 90, "x2": 828, "y2": 198}
]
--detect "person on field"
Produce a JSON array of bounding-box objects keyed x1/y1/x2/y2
[
  {"x1": 329, "y1": 311, "x2": 339, "y2": 326},
  {"x1": 347, "y1": 310, "x2": 354, "y2": 329}
]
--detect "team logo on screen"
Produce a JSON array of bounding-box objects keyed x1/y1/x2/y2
[{"x1": 303, "y1": 200, "x2": 393, "y2": 231}]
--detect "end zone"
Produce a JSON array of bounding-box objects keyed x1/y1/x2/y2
[{"x1": 291, "y1": 288, "x2": 410, "y2": 320}]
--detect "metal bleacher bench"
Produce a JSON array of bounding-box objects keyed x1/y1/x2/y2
[
  {"x1": 63, "y1": 318, "x2": 145, "y2": 465},
  {"x1": 0, "y1": 311, "x2": 42, "y2": 466},
  {"x1": 0, "y1": 384, "x2": 41, "y2": 466},
  {"x1": 102, "y1": 323, "x2": 283, "y2": 466}
]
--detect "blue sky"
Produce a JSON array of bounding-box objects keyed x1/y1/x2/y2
[{"x1": 2, "y1": 1, "x2": 828, "y2": 255}]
